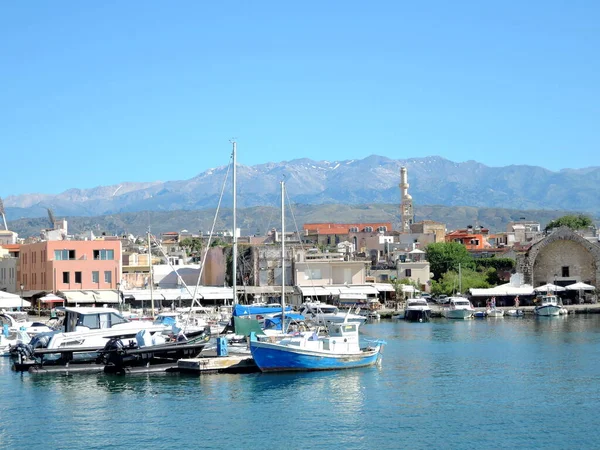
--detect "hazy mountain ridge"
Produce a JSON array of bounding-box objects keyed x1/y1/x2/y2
[
  {"x1": 6, "y1": 204, "x2": 594, "y2": 239},
  {"x1": 4, "y1": 155, "x2": 600, "y2": 221}
]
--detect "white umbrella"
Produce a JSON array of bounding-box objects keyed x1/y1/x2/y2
[
  {"x1": 565, "y1": 282, "x2": 596, "y2": 304},
  {"x1": 534, "y1": 283, "x2": 566, "y2": 293},
  {"x1": 0, "y1": 291, "x2": 32, "y2": 309},
  {"x1": 564, "y1": 282, "x2": 595, "y2": 291},
  {"x1": 39, "y1": 293, "x2": 66, "y2": 304}
]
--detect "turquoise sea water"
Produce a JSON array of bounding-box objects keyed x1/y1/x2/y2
[{"x1": 2, "y1": 316, "x2": 600, "y2": 450}]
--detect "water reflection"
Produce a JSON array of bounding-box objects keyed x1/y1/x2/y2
[{"x1": 3, "y1": 316, "x2": 600, "y2": 450}]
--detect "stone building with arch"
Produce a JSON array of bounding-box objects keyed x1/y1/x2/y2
[{"x1": 517, "y1": 226, "x2": 600, "y2": 289}]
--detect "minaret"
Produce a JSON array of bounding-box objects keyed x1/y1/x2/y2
[{"x1": 399, "y1": 167, "x2": 414, "y2": 233}]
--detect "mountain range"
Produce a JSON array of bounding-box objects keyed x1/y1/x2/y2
[{"x1": 3, "y1": 155, "x2": 599, "y2": 236}]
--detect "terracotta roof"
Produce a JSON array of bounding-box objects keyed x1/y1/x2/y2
[
  {"x1": 0, "y1": 244, "x2": 20, "y2": 250},
  {"x1": 303, "y1": 222, "x2": 393, "y2": 235}
]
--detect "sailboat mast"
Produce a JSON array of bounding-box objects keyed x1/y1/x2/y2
[
  {"x1": 232, "y1": 140, "x2": 238, "y2": 305},
  {"x1": 458, "y1": 263, "x2": 462, "y2": 295},
  {"x1": 281, "y1": 180, "x2": 286, "y2": 330},
  {"x1": 148, "y1": 229, "x2": 155, "y2": 318}
]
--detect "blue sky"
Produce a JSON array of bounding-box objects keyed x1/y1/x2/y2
[{"x1": 1, "y1": 1, "x2": 598, "y2": 197}]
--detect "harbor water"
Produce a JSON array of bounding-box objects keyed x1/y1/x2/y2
[{"x1": 2, "y1": 315, "x2": 600, "y2": 449}]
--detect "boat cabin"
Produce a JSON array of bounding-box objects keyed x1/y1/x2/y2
[
  {"x1": 539, "y1": 295, "x2": 563, "y2": 306},
  {"x1": 64, "y1": 307, "x2": 129, "y2": 332}
]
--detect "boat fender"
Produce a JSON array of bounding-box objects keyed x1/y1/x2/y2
[{"x1": 344, "y1": 338, "x2": 347, "y2": 343}]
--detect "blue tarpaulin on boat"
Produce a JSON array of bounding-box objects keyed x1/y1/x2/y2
[
  {"x1": 263, "y1": 313, "x2": 306, "y2": 330},
  {"x1": 232, "y1": 305, "x2": 292, "y2": 317}
]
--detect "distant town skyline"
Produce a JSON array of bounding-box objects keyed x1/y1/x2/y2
[{"x1": 1, "y1": 1, "x2": 599, "y2": 197}]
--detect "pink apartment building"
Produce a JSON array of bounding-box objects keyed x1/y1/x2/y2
[{"x1": 19, "y1": 240, "x2": 122, "y2": 293}]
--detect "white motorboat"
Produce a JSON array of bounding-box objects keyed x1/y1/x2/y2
[
  {"x1": 299, "y1": 301, "x2": 367, "y2": 326},
  {"x1": 0, "y1": 328, "x2": 31, "y2": 356},
  {"x1": 506, "y1": 309, "x2": 524, "y2": 317},
  {"x1": 0, "y1": 312, "x2": 53, "y2": 337},
  {"x1": 442, "y1": 297, "x2": 474, "y2": 319},
  {"x1": 403, "y1": 298, "x2": 431, "y2": 322},
  {"x1": 35, "y1": 307, "x2": 167, "y2": 351},
  {"x1": 534, "y1": 295, "x2": 562, "y2": 316}
]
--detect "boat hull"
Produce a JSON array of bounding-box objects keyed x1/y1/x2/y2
[
  {"x1": 404, "y1": 309, "x2": 431, "y2": 322},
  {"x1": 534, "y1": 305, "x2": 562, "y2": 316},
  {"x1": 250, "y1": 340, "x2": 381, "y2": 372},
  {"x1": 486, "y1": 309, "x2": 504, "y2": 317},
  {"x1": 442, "y1": 309, "x2": 473, "y2": 319}
]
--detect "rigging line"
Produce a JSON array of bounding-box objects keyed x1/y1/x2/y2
[
  {"x1": 162, "y1": 152, "x2": 234, "y2": 332},
  {"x1": 190, "y1": 152, "x2": 234, "y2": 309},
  {"x1": 148, "y1": 233, "x2": 203, "y2": 308},
  {"x1": 283, "y1": 184, "x2": 320, "y2": 303}
]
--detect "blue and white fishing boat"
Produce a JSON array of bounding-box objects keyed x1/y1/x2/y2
[
  {"x1": 249, "y1": 321, "x2": 384, "y2": 372},
  {"x1": 534, "y1": 294, "x2": 562, "y2": 316},
  {"x1": 249, "y1": 180, "x2": 384, "y2": 372}
]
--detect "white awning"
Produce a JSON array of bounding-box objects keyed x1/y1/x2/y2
[
  {"x1": 342, "y1": 285, "x2": 379, "y2": 296},
  {"x1": 339, "y1": 292, "x2": 368, "y2": 300},
  {"x1": 91, "y1": 290, "x2": 120, "y2": 304},
  {"x1": 372, "y1": 283, "x2": 395, "y2": 292},
  {"x1": 63, "y1": 290, "x2": 97, "y2": 304},
  {"x1": 198, "y1": 288, "x2": 235, "y2": 300},
  {"x1": 470, "y1": 284, "x2": 535, "y2": 297},
  {"x1": 323, "y1": 286, "x2": 344, "y2": 295},
  {"x1": 299, "y1": 286, "x2": 330, "y2": 296}
]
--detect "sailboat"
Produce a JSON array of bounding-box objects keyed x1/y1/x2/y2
[{"x1": 249, "y1": 181, "x2": 385, "y2": 372}]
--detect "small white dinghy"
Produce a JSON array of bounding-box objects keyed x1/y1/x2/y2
[
  {"x1": 486, "y1": 308, "x2": 504, "y2": 317},
  {"x1": 506, "y1": 309, "x2": 524, "y2": 317}
]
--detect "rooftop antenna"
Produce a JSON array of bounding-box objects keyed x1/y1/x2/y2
[{"x1": 0, "y1": 197, "x2": 7, "y2": 230}]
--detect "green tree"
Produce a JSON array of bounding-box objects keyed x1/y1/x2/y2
[
  {"x1": 389, "y1": 277, "x2": 419, "y2": 301},
  {"x1": 430, "y1": 267, "x2": 490, "y2": 296},
  {"x1": 179, "y1": 237, "x2": 204, "y2": 257},
  {"x1": 425, "y1": 242, "x2": 475, "y2": 280},
  {"x1": 544, "y1": 214, "x2": 593, "y2": 232}
]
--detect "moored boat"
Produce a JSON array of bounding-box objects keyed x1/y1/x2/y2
[
  {"x1": 298, "y1": 301, "x2": 366, "y2": 326},
  {"x1": 403, "y1": 298, "x2": 431, "y2": 322},
  {"x1": 249, "y1": 321, "x2": 384, "y2": 372},
  {"x1": 486, "y1": 308, "x2": 504, "y2": 317},
  {"x1": 442, "y1": 297, "x2": 474, "y2": 319},
  {"x1": 534, "y1": 295, "x2": 562, "y2": 316}
]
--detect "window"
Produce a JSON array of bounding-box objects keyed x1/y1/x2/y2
[
  {"x1": 110, "y1": 313, "x2": 127, "y2": 326},
  {"x1": 55, "y1": 250, "x2": 76, "y2": 260},
  {"x1": 63, "y1": 272, "x2": 70, "y2": 283},
  {"x1": 75, "y1": 271, "x2": 82, "y2": 283},
  {"x1": 92, "y1": 271, "x2": 99, "y2": 283},
  {"x1": 562, "y1": 266, "x2": 569, "y2": 277},
  {"x1": 94, "y1": 249, "x2": 114, "y2": 260},
  {"x1": 364, "y1": 226, "x2": 373, "y2": 232},
  {"x1": 378, "y1": 226, "x2": 387, "y2": 232},
  {"x1": 405, "y1": 269, "x2": 412, "y2": 277},
  {"x1": 306, "y1": 269, "x2": 322, "y2": 280},
  {"x1": 79, "y1": 314, "x2": 100, "y2": 329},
  {"x1": 104, "y1": 271, "x2": 112, "y2": 283},
  {"x1": 349, "y1": 227, "x2": 359, "y2": 233}
]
